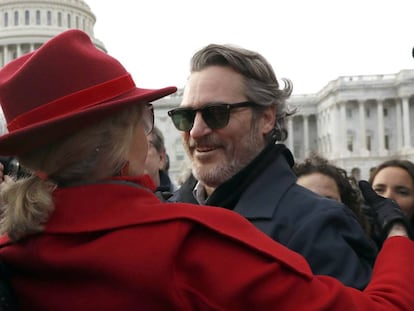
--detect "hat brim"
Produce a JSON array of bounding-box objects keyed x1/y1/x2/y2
[{"x1": 0, "y1": 86, "x2": 176, "y2": 156}]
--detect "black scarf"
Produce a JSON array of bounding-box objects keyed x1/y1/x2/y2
[{"x1": 204, "y1": 143, "x2": 293, "y2": 209}]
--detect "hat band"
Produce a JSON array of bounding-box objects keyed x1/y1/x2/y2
[{"x1": 7, "y1": 74, "x2": 136, "y2": 131}]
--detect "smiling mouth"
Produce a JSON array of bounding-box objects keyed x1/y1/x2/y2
[{"x1": 195, "y1": 146, "x2": 218, "y2": 153}]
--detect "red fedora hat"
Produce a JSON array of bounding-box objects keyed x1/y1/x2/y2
[{"x1": 0, "y1": 29, "x2": 177, "y2": 156}]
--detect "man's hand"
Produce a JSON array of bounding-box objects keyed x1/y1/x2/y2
[{"x1": 359, "y1": 180, "x2": 413, "y2": 241}]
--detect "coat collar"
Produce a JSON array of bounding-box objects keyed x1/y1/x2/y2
[
  {"x1": 45, "y1": 176, "x2": 160, "y2": 233},
  {"x1": 234, "y1": 151, "x2": 297, "y2": 218}
]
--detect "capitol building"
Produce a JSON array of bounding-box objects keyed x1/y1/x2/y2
[{"x1": 0, "y1": 0, "x2": 414, "y2": 185}]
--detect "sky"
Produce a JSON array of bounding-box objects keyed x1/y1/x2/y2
[{"x1": 86, "y1": 0, "x2": 414, "y2": 95}]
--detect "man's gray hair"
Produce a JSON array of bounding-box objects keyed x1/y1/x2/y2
[{"x1": 190, "y1": 44, "x2": 296, "y2": 142}]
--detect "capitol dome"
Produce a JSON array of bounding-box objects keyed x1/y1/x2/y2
[
  {"x1": 0, "y1": 0, "x2": 105, "y2": 134},
  {"x1": 0, "y1": 0, "x2": 105, "y2": 66}
]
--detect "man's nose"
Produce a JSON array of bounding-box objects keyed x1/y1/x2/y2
[{"x1": 190, "y1": 112, "x2": 213, "y2": 138}]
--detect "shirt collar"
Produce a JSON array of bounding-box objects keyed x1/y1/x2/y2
[{"x1": 193, "y1": 181, "x2": 208, "y2": 204}]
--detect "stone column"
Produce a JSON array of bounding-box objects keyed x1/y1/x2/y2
[
  {"x1": 0, "y1": 46, "x2": 3, "y2": 67},
  {"x1": 303, "y1": 115, "x2": 309, "y2": 157},
  {"x1": 287, "y1": 117, "x2": 294, "y2": 151},
  {"x1": 377, "y1": 100, "x2": 386, "y2": 154},
  {"x1": 358, "y1": 100, "x2": 368, "y2": 155},
  {"x1": 402, "y1": 97, "x2": 411, "y2": 148},
  {"x1": 3, "y1": 45, "x2": 8, "y2": 66},
  {"x1": 396, "y1": 100, "x2": 403, "y2": 150},
  {"x1": 330, "y1": 105, "x2": 339, "y2": 157},
  {"x1": 16, "y1": 44, "x2": 21, "y2": 58},
  {"x1": 339, "y1": 102, "x2": 347, "y2": 153}
]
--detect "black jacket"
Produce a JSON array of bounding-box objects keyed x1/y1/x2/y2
[{"x1": 169, "y1": 144, "x2": 377, "y2": 289}]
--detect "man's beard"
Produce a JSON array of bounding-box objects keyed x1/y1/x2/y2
[{"x1": 189, "y1": 121, "x2": 265, "y2": 188}]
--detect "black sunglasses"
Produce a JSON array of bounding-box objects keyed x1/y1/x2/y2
[{"x1": 167, "y1": 101, "x2": 260, "y2": 131}]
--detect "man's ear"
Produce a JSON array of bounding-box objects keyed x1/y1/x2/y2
[{"x1": 261, "y1": 106, "x2": 276, "y2": 135}]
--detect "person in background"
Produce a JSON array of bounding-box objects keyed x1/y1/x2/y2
[
  {"x1": 144, "y1": 125, "x2": 174, "y2": 192},
  {"x1": 167, "y1": 43, "x2": 377, "y2": 289},
  {"x1": 294, "y1": 153, "x2": 371, "y2": 234},
  {"x1": 370, "y1": 159, "x2": 414, "y2": 226},
  {"x1": 0, "y1": 29, "x2": 413, "y2": 311}
]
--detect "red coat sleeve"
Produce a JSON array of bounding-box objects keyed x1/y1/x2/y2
[{"x1": 174, "y1": 225, "x2": 414, "y2": 311}]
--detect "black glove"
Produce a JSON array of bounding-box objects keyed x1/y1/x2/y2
[{"x1": 359, "y1": 180, "x2": 414, "y2": 242}]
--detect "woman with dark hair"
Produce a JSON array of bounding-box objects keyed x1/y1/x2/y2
[
  {"x1": 370, "y1": 159, "x2": 414, "y2": 225},
  {"x1": 294, "y1": 154, "x2": 370, "y2": 233}
]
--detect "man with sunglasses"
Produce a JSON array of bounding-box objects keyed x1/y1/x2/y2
[{"x1": 167, "y1": 44, "x2": 377, "y2": 290}]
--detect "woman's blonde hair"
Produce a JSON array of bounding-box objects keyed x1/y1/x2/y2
[{"x1": 0, "y1": 104, "x2": 144, "y2": 241}]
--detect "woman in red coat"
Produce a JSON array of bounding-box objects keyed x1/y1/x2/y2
[{"x1": 0, "y1": 29, "x2": 413, "y2": 311}]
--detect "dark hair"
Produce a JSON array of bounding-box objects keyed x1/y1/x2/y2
[
  {"x1": 190, "y1": 44, "x2": 296, "y2": 142},
  {"x1": 369, "y1": 159, "x2": 414, "y2": 185},
  {"x1": 148, "y1": 126, "x2": 171, "y2": 173},
  {"x1": 369, "y1": 159, "x2": 414, "y2": 227},
  {"x1": 148, "y1": 126, "x2": 165, "y2": 154},
  {"x1": 294, "y1": 154, "x2": 369, "y2": 232}
]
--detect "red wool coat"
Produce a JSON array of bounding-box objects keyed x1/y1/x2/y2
[{"x1": 0, "y1": 176, "x2": 413, "y2": 311}]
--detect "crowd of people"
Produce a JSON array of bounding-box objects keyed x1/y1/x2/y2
[{"x1": 0, "y1": 29, "x2": 413, "y2": 310}]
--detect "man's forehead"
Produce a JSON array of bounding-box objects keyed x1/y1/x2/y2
[{"x1": 181, "y1": 68, "x2": 246, "y2": 107}]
